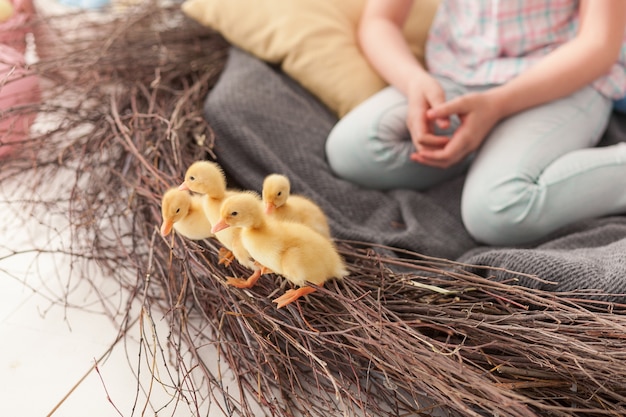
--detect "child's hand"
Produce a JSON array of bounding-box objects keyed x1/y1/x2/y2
[
  {"x1": 411, "y1": 91, "x2": 502, "y2": 168},
  {"x1": 405, "y1": 73, "x2": 451, "y2": 156}
]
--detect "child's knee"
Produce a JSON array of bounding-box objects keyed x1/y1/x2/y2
[
  {"x1": 325, "y1": 126, "x2": 362, "y2": 182},
  {"x1": 461, "y1": 179, "x2": 543, "y2": 246},
  {"x1": 462, "y1": 199, "x2": 520, "y2": 246}
]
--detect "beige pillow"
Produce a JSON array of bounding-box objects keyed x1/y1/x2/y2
[{"x1": 182, "y1": 0, "x2": 439, "y2": 117}]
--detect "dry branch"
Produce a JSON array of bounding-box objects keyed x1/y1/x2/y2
[{"x1": 2, "y1": 4, "x2": 626, "y2": 417}]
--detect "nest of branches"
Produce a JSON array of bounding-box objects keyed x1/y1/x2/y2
[{"x1": 3, "y1": 4, "x2": 626, "y2": 417}]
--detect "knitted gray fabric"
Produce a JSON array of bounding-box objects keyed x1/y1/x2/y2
[
  {"x1": 204, "y1": 47, "x2": 626, "y2": 299},
  {"x1": 459, "y1": 217, "x2": 626, "y2": 299}
]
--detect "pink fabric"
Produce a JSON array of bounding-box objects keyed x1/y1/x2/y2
[
  {"x1": 0, "y1": 0, "x2": 39, "y2": 159},
  {"x1": 0, "y1": 0, "x2": 35, "y2": 53},
  {"x1": 426, "y1": 0, "x2": 626, "y2": 99}
]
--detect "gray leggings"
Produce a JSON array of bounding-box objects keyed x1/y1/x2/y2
[{"x1": 325, "y1": 78, "x2": 626, "y2": 245}]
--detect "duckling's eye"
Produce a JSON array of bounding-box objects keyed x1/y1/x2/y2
[
  {"x1": 189, "y1": 176, "x2": 196, "y2": 181},
  {"x1": 230, "y1": 211, "x2": 238, "y2": 217},
  {"x1": 175, "y1": 208, "x2": 181, "y2": 214},
  {"x1": 277, "y1": 191, "x2": 282, "y2": 196}
]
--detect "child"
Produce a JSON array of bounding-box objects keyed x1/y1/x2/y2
[{"x1": 325, "y1": 0, "x2": 626, "y2": 246}]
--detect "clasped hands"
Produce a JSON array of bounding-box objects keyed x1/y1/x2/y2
[{"x1": 406, "y1": 75, "x2": 503, "y2": 169}]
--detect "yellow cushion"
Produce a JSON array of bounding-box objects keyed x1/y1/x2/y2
[{"x1": 182, "y1": 0, "x2": 439, "y2": 117}]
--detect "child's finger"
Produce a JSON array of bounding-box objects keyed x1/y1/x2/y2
[
  {"x1": 417, "y1": 133, "x2": 450, "y2": 148},
  {"x1": 427, "y1": 97, "x2": 466, "y2": 120},
  {"x1": 435, "y1": 117, "x2": 450, "y2": 130}
]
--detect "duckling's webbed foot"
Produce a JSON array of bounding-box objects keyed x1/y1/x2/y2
[
  {"x1": 272, "y1": 286, "x2": 316, "y2": 309},
  {"x1": 217, "y1": 248, "x2": 235, "y2": 266},
  {"x1": 256, "y1": 262, "x2": 272, "y2": 275},
  {"x1": 226, "y1": 268, "x2": 262, "y2": 289}
]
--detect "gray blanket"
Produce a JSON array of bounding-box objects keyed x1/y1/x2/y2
[{"x1": 204, "y1": 47, "x2": 626, "y2": 299}]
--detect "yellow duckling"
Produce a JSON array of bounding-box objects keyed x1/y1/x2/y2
[
  {"x1": 160, "y1": 188, "x2": 213, "y2": 240},
  {"x1": 262, "y1": 173, "x2": 331, "y2": 238},
  {"x1": 178, "y1": 160, "x2": 265, "y2": 286},
  {"x1": 212, "y1": 192, "x2": 349, "y2": 308},
  {"x1": 178, "y1": 160, "x2": 242, "y2": 263}
]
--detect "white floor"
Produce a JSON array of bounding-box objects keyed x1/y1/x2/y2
[{"x1": 0, "y1": 172, "x2": 220, "y2": 416}]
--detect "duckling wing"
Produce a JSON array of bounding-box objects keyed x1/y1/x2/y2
[
  {"x1": 279, "y1": 228, "x2": 346, "y2": 286},
  {"x1": 286, "y1": 196, "x2": 331, "y2": 238}
]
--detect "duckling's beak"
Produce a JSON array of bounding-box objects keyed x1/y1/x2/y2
[
  {"x1": 265, "y1": 202, "x2": 276, "y2": 214},
  {"x1": 211, "y1": 219, "x2": 230, "y2": 234},
  {"x1": 160, "y1": 219, "x2": 173, "y2": 236},
  {"x1": 178, "y1": 182, "x2": 190, "y2": 191}
]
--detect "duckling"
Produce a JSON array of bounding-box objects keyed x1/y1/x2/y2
[
  {"x1": 160, "y1": 188, "x2": 213, "y2": 240},
  {"x1": 179, "y1": 161, "x2": 265, "y2": 286},
  {"x1": 262, "y1": 173, "x2": 331, "y2": 238},
  {"x1": 212, "y1": 192, "x2": 348, "y2": 308},
  {"x1": 178, "y1": 160, "x2": 241, "y2": 265}
]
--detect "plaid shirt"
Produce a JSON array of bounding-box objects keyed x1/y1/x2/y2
[{"x1": 426, "y1": 0, "x2": 626, "y2": 99}]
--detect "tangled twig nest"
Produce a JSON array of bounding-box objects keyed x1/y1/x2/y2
[{"x1": 3, "y1": 4, "x2": 626, "y2": 417}]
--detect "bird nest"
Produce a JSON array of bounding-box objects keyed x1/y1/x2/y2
[{"x1": 3, "y1": 4, "x2": 626, "y2": 417}]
